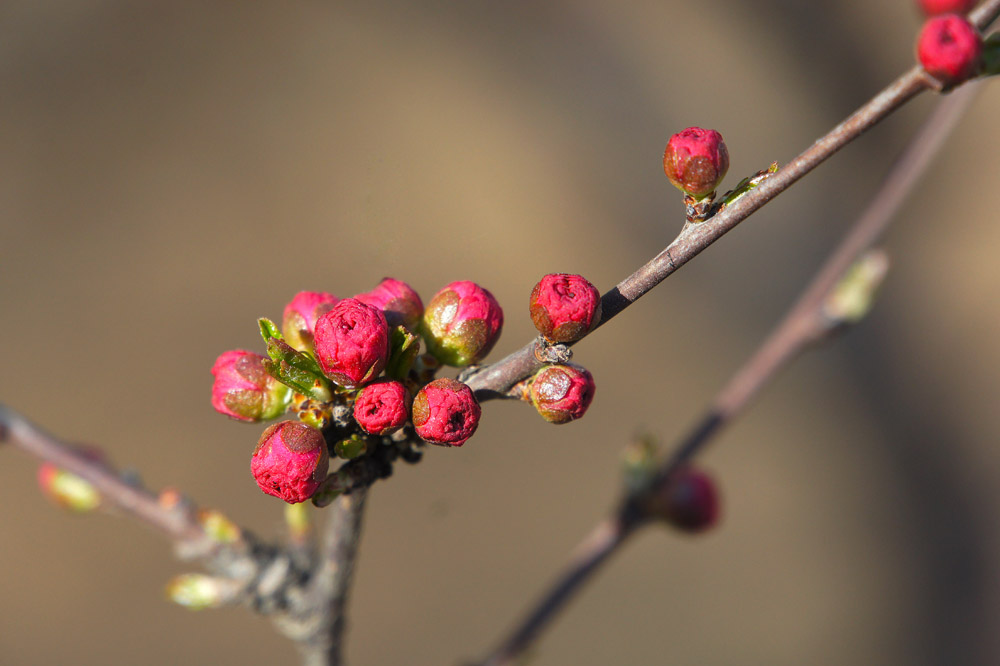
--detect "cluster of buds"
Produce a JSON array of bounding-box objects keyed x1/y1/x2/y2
[
  {"x1": 211, "y1": 278, "x2": 505, "y2": 503},
  {"x1": 519, "y1": 273, "x2": 600, "y2": 424}
]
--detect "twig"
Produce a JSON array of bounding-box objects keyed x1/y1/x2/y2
[
  {"x1": 294, "y1": 488, "x2": 370, "y2": 666},
  {"x1": 463, "y1": 0, "x2": 1000, "y2": 400},
  {"x1": 474, "y1": 78, "x2": 983, "y2": 666}
]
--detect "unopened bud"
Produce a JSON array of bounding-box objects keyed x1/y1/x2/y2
[
  {"x1": 917, "y1": 14, "x2": 983, "y2": 86},
  {"x1": 282, "y1": 291, "x2": 339, "y2": 352},
  {"x1": 251, "y1": 421, "x2": 330, "y2": 504},
  {"x1": 663, "y1": 127, "x2": 730, "y2": 200},
  {"x1": 528, "y1": 364, "x2": 595, "y2": 424},
  {"x1": 917, "y1": 0, "x2": 977, "y2": 16},
  {"x1": 313, "y1": 298, "x2": 390, "y2": 389},
  {"x1": 197, "y1": 509, "x2": 242, "y2": 544},
  {"x1": 166, "y1": 574, "x2": 236, "y2": 611},
  {"x1": 422, "y1": 281, "x2": 504, "y2": 367},
  {"x1": 355, "y1": 278, "x2": 424, "y2": 331},
  {"x1": 353, "y1": 379, "x2": 410, "y2": 436},
  {"x1": 529, "y1": 274, "x2": 602, "y2": 343},
  {"x1": 38, "y1": 463, "x2": 101, "y2": 513},
  {"x1": 412, "y1": 378, "x2": 481, "y2": 446},
  {"x1": 211, "y1": 350, "x2": 292, "y2": 422},
  {"x1": 647, "y1": 467, "x2": 720, "y2": 533}
]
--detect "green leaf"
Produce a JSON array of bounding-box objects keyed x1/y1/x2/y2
[
  {"x1": 259, "y1": 317, "x2": 283, "y2": 344},
  {"x1": 981, "y1": 33, "x2": 1000, "y2": 78},
  {"x1": 719, "y1": 162, "x2": 779, "y2": 209},
  {"x1": 385, "y1": 326, "x2": 421, "y2": 380}
]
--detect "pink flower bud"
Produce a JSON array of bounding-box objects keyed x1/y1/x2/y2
[
  {"x1": 917, "y1": 14, "x2": 983, "y2": 85},
  {"x1": 355, "y1": 278, "x2": 424, "y2": 331},
  {"x1": 251, "y1": 421, "x2": 329, "y2": 503},
  {"x1": 412, "y1": 378, "x2": 481, "y2": 446},
  {"x1": 529, "y1": 274, "x2": 602, "y2": 343},
  {"x1": 282, "y1": 291, "x2": 339, "y2": 351},
  {"x1": 647, "y1": 467, "x2": 720, "y2": 533},
  {"x1": 211, "y1": 350, "x2": 291, "y2": 422},
  {"x1": 313, "y1": 298, "x2": 390, "y2": 388},
  {"x1": 422, "y1": 281, "x2": 504, "y2": 366},
  {"x1": 528, "y1": 364, "x2": 595, "y2": 424},
  {"x1": 663, "y1": 127, "x2": 730, "y2": 200},
  {"x1": 917, "y1": 0, "x2": 976, "y2": 16},
  {"x1": 353, "y1": 379, "x2": 411, "y2": 436}
]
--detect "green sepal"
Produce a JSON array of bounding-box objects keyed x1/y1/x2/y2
[
  {"x1": 385, "y1": 326, "x2": 421, "y2": 380},
  {"x1": 981, "y1": 33, "x2": 1000, "y2": 78},
  {"x1": 718, "y1": 162, "x2": 779, "y2": 209},
  {"x1": 334, "y1": 434, "x2": 368, "y2": 460}
]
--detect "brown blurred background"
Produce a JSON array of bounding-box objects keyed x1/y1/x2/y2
[{"x1": 2, "y1": 1, "x2": 999, "y2": 664}]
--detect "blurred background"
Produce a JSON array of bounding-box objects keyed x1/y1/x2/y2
[{"x1": 2, "y1": 1, "x2": 999, "y2": 664}]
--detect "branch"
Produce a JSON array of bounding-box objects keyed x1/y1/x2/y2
[
  {"x1": 464, "y1": 0, "x2": 1000, "y2": 400},
  {"x1": 473, "y1": 77, "x2": 984, "y2": 666}
]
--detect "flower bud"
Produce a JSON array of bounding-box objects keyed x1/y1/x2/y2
[
  {"x1": 917, "y1": 0, "x2": 976, "y2": 16},
  {"x1": 412, "y1": 378, "x2": 481, "y2": 446},
  {"x1": 211, "y1": 350, "x2": 291, "y2": 422},
  {"x1": 313, "y1": 298, "x2": 390, "y2": 388},
  {"x1": 529, "y1": 273, "x2": 602, "y2": 343},
  {"x1": 528, "y1": 364, "x2": 595, "y2": 424},
  {"x1": 663, "y1": 127, "x2": 730, "y2": 200},
  {"x1": 251, "y1": 421, "x2": 329, "y2": 503},
  {"x1": 353, "y1": 379, "x2": 411, "y2": 435},
  {"x1": 38, "y1": 462, "x2": 102, "y2": 512},
  {"x1": 355, "y1": 278, "x2": 424, "y2": 331},
  {"x1": 917, "y1": 14, "x2": 983, "y2": 85},
  {"x1": 282, "y1": 291, "x2": 340, "y2": 352},
  {"x1": 646, "y1": 467, "x2": 719, "y2": 533},
  {"x1": 166, "y1": 574, "x2": 237, "y2": 611},
  {"x1": 422, "y1": 281, "x2": 504, "y2": 366}
]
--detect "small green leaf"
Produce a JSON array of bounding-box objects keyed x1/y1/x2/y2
[
  {"x1": 823, "y1": 249, "x2": 890, "y2": 325},
  {"x1": 259, "y1": 317, "x2": 283, "y2": 344},
  {"x1": 385, "y1": 326, "x2": 420, "y2": 380},
  {"x1": 263, "y1": 359, "x2": 331, "y2": 401},
  {"x1": 719, "y1": 162, "x2": 779, "y2": 209}
]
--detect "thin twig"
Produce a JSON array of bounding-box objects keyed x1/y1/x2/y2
[
  {"x1": 295, "y1": 487, "x2": 370, "y2": 666},
  {"x1": 474, "y1": 79, "x2": 983, "y2": 666},
  {"x1": 464, "y1": 0, "x2": 1000, "y2": 400}
]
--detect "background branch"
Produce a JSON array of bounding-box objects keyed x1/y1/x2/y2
[{"x1": 474, "y1": 79, "x2": 983, "y2": 666}]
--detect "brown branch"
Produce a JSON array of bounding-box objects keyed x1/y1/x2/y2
[
  {"x1": 293, "y1": 488, "x2": 370, "y2": 666},
  {"x1": 473, "y1": 78, "x2": 984, "y2": 666},
  {"x1": 464, "y1": 0, "x2": 1000, "y2": 400}
]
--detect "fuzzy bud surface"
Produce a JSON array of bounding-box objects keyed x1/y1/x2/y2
[
  {"x1": 251, "y1": 421, "x2": 329, "y2": 503},
  {"x1": 353, "y1": 379, "x2": 411, "y2": 435},
  {"x1": 917, "y1": 14, "x2": 983, "y2": 84},
  {"x1": 412, "y1": 378, "x2": 481, "y2": 446},
  {"x1": 355, "y1": 278, "x2": 424, "y2": 330},
  {"x1": 528, "y1": 364, "x2": 595, "y2": 424},
  {"x1": 282, "y1": 291, "x2": 339, "y2": 351},
  {"x1": 663, "y1": 127, "x2": 730, "y2": 199},
  {"x1": 314, "y1": 298, "x2": 390, "y2": 388},
  {"x1": 648, "y1": 467, "x2": 719, "y2": 533},
  {"x1": 422, "y1": 281, "x2": 504, "y2": 366},
  {"x1": 918, "y1": 0, "x2": 976, "y2": 16},
  {"x1": 211, "y1": 350, "x2": 291, "y2": 422},
  {"x1": 529, "y1": 273, "x2": 602, "y2": 343}
]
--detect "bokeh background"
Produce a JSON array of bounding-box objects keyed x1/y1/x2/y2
[{"x1": 2, "y1": 1, "x2": 999, "y2": 664}]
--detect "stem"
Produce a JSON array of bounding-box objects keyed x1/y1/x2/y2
[
  {"x1": 464, "y1": 0, "x2": 1000, "y2": 399},
  {"x1": 297, "y1": 487, "x2": 370, "y2": 666},
  {"x1": 473, "y1": 80, "x2": 982, "y2": 666}
]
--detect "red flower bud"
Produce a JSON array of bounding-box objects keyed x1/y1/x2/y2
[
  {"x1": 917, "y1": 0, "x2": 976, "y2": 16},
  {"x1": 251, "y1": 421, "x2": 329, "y2": 503},
  {"x1": 528, "y1": 364, "x2": 595, "y2": 424},
  {"x1": 529, "y1": 274, "x2": 602, "y2": 343},
  {"x1": 412, "y1": 378, "x2": 481, "y2": 446},
  {"x1": 647, "y1": 467, "x2": 720, "y2": 533},
  {"x1": 282, "y1": 291, "x2": 339, "y2": 352},
  {"x1": 422, "y1": 281, "x2": 504, "y2": 366},
  {"x1": 663, "y1": 127, "x2": 730, "y2": 200},
  {"x1": 355, "y1": 278, "x2": 424, "y2": 331},
  {"x1": 917, "y1": 14, "x2": 983, "y2": 85},
  {"x1": 211, "y1": 350, "x2": 291, "y2": 422},
  {"x1": 313, "y1": 298, "x2": 390, "y2": 388},
  {"x1": 353, "y1": 379, "x2": 411, "y2": 436}
]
